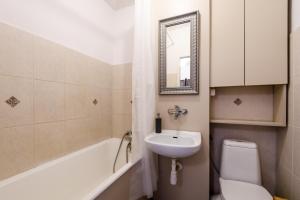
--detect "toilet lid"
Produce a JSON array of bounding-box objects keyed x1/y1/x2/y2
[{"x1": 220, "y1": 178, "x2": 272, "y2": 200}]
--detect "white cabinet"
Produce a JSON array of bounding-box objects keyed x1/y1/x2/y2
[
  {"x1": 211, "y1": 0, "x2": 288, "y2": 87},
  {"x1": 211, "y1": 0, "x2": 245, "y2": 87},
  {"x1": 245, "y1": 0, "x2": 288, "y2": 85}
]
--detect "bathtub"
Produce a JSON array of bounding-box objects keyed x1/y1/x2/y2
[{"x1": 0, "y1": 138, "x2": 139, "y2": 200}]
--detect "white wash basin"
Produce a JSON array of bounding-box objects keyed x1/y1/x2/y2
[{"x1": 144, "y1": 130, "x2": 201, "y2": 158}]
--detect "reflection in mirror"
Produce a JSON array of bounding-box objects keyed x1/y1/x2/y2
[
  {"x1": 166, "y1": 22, "x2": 191, "y2": 88},
  {"x1": 180, "y1": 56, "x2": 191, "y2": 86},
  {"x1": 159, "y1": 11, "x2": 199, "y2": 95}
]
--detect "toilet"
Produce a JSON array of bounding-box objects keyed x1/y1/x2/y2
[{"x1": 212, "y1": 139, "x2": 273, "y2": 200}]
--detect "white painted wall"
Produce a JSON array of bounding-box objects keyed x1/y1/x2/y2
[
  {"x1": 292, "y1": 0, "x2": 300, "y2": 30},
  {"x1": 113, "y1": 6, "x2": 134, "y2": 65},
  {"x1": 0, "y1": 0, "x2": 134, "y2": 65}
]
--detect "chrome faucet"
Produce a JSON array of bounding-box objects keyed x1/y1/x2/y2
[{"x1": 168, "y1": 105, "x2": 188, "y2": 120}]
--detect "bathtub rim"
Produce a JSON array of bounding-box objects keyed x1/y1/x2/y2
[{"x1": 0, "y1": 138, "x2": 129, "y2": 188}]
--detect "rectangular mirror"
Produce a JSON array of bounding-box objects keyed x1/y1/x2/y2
[{"x1": 159, "y1": 11, "x2": 199, "y2": 95}]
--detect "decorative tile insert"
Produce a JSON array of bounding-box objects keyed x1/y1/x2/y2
[
  {"x1": 6, "y1": 96, "x2": 20, "y2": 107},
  {"x1": 93, "y1": 99, "x2": 98, "y2": 105},
  {"x1": 234, "y1": 98, "x2": 242, "y2": 106}
]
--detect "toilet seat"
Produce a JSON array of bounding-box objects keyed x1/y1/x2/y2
[{"x1": 220, "y1": 178, "x2": 272, "y2": 200}]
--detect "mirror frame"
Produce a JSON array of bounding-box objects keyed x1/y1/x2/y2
[{"x1": 159, "y1": 11, "x2": 200, "y2": 95}]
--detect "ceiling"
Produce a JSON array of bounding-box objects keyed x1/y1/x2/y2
[{"x1": 104, "y1": 0, "x2": 134, "y2": 10}]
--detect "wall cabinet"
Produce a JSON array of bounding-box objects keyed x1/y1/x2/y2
[
  {"x1": 211, "y1": 0, "x2": 288, "y2": 87},
  {"x1": 211, "y1": 0, "x2": 244, "y2": 87}
]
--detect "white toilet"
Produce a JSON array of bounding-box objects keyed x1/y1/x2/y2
[{"x1": 212, "y1": 139, "x2": 273, "y2": 200}]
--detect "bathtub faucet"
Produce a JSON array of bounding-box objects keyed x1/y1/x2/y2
[
  {"x1": 113, "y1": 130, "x2": 132, "y2": 173},
  {"x1": 124, "y1": 131, "x2": 132, "y2": 163},
  {"x1": 124, "y1": 130, "x2": 132, "y2": 143}
]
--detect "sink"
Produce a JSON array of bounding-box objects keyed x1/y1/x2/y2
[{"x1": 144, "y1": 130, "x2": 201, "y2": 158}]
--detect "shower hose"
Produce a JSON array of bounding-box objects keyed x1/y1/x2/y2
[{"x1": 113, "y1": 131, "x2": 132, "y2": 173}]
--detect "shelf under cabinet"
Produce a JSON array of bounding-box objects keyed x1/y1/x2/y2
[
  {"x1": 210, "y1": 119, "x2": 286, "y2": 127},
  {"x1": 210, "y1": 85, "x2": 287, "y2": 127}
]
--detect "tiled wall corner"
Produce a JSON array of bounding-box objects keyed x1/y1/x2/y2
[
  {"x1": 0, "y1": 125, "x2": 35, "y2": 180},
  {"x1": 276, "y1": 27, "x2": 300, "y2": 200},
  {"x1": 0, "y1": 22, "x2": 113, "y2": 180},
  {"x1": 112, "y1": 63, "x2": 132, "y2": 138}
]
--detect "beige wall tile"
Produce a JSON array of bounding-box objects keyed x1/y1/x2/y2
[
  {"x1": 260, "y1": 150, "x2": 277, "y2": 194},
  {"x1": 0, "y1": 125, "x2": 35, "y2": 180},
  {"x1": 64, "y1": 117, "x2": 109, "y2": 155},
  {"x1": 0, "y1": 23, "x2": 34, "y2": 78},
  {"x1": 86, "y1": 59, "x2": 112, "y2": 88},
  {"x1": 86, "y1": 59, "x2": 102, "y2": 87},
  {"x1": 294, "y1": 83, "x2": 300, "y2": 126},
  {"x1": 111, "y1": 64, "x2": 132, "y2": 140},
  {"x1": 290, "y1": 34, "x2": 295, "y2": 84},
  {"x1": 112, "y1": 90, "x2": 132, "y2": 115},
  {"x1": 86, "y1": 117, "x2": 109, "y2": 143},
  {"x1": 100, "y1": 89, "x2": 112, "y2": 114},
  {"x1": 65, "y1": 84, "x2": 87, "y2": 119},
  {"x1": 295, "y1": 127, "x2": 300, "y2": 141},
  {"x1": 65, "y1": 51, "x2": 89, "y2": 85},
  {"x1": 98, "y1": 64, "x2": 112, "y2": 89},
  {"x1": 86, "y1": 86, "x2": 102, "y2": 119},
  {"x1": 293, "y1": 135, "x2": 300, "y2": 177},
  {"x1": 0, "y1": 75, "x2": 34, "y2": 128},
  {"x1": 64, "y1": 118, "x2": 91, "y2": 153},
  {"x1": 276, "y1": 166, "x2": 292, "y2": 199},
  {"x1": 277, "y1": 127, "x2": 293, "y2": 170},
  {"x1": 101, "y1": 113, "x2": 112, "y2": 137},
  {"x1": 112, "y1": 64, "x2": 132, "y2": 90},
  {"x1": 34, "y1": 37, "x2": 66, "y2": 82},
  {"x1": 287, "y1": 83, "x2": 294, "y2": 127},
  {"x1": 293, "y1": 28, "x2": 300, "y2": 78},
  {"x1": 294, "y1": 76, "x2": 300, "y2": 86},
  {"x1": 292, "y1": 176, "x2": 300, "y2": 200},
  {"x1": 35, "y1": 80, "x2": 65, "y2": 123},
  {"x1": 35, "y1": 122, "x2": 65, "y2": 164},
  {"x1": 112, "y1": 114, "x2": 131, "y2": 138}
]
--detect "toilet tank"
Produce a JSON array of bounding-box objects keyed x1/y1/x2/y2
[{"x1": 220, "y1": 140, "x2": 262, "y2": 185}]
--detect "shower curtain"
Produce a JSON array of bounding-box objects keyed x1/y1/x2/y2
[{"x1": 130, "y1": 0, "x2": 157, "y2": 199}]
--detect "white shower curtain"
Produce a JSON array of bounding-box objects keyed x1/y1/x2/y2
[{"x1": 130, "y1": 0, "x2": 157, "y2": 199}]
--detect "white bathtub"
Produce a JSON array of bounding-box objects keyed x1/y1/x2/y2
[{"x1": 0, "y1": 138, "x2": 138, "y2": 200}]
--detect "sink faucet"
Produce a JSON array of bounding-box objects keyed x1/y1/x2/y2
[{"x1": 168, "y1": 105, "x2": 188, "y2": 120}]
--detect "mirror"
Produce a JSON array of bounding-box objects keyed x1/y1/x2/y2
[{"x1": 159, "y1": 11, "x2": 199, "y2": 95}]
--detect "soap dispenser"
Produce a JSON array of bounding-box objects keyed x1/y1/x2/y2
[{"x1": 155, "y1": 113, "x2": 162, "y2": 133}]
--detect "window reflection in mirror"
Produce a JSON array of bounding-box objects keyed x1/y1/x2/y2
[{"x1": 180, "y1": 56, "x2": 190, "y2": 86}]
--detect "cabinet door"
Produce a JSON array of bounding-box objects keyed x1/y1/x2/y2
[
  {"x1": 245, "y1": 0, "x2": 288, "y2": 85},
  {"x1": 211, "y1": 0, "x2": 245, "y2": 87}
]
